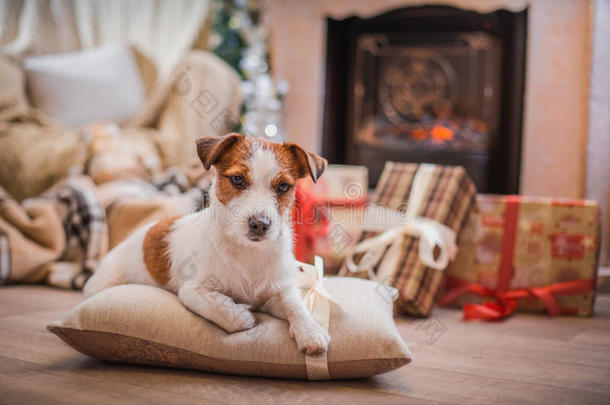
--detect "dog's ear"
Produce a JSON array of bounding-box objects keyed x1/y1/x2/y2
[
  {"x1": 196, "y1": 133, "x2": 243, "y2": 170},
  {"x1": 283, "y1": 143, "x2": 328, "y2": 183}
]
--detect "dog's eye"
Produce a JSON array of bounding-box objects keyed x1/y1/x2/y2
[
  {"x1": 277, "y1": 182, "x2": 291, "y2": 194},
  {"x1": 230, "y1": 175, "x2": 245, "y2": 188}
]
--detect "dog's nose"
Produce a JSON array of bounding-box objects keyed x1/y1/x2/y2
[{"x1": 248, "y1": 215, "x2": 271, "y2": 238}]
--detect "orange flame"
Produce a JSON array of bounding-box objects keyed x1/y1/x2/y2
[{"x1": 431, "y1": 126, "x2": 454, "y2": 143}]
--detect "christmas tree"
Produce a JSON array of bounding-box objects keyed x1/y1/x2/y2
[{"x1": 210, "y1": 0, "x2": 288, "y2": 141}]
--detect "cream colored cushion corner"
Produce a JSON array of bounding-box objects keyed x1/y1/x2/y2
[
  {"x1": 23, "y1": 45, "x2": 147, "y2": 128},
  {"x1": 48, "y1": 278, "x2": 412, "y2": 380}
]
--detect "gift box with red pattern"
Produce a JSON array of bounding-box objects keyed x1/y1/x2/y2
[{"x1": 440, "y1": 195, "x2": 601, "y2": 319}]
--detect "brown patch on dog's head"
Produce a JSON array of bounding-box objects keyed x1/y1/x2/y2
[
  {"x1": 194, "y1": 134, "x2": 327, "y2": 213},
  {"x1": 197, "y1": 133, "x2": 250, "y2": 204},
  {"x1": 196, "y1": 133, "x2": 244, "y2": 170},
  {"x1": 281, "y1": 143, "x2": 328, "y2": 183},
  {"x1": 263, "y1": 142, "x2": 326, "y2": 214},
  {"x1": 261, "y1": 142, "x2": 299, "y2": 214},
  {"x1": 143, "y1": 216, "x2": 180, "y2": 285}
]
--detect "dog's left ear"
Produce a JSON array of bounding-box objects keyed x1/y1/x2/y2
[
  {"x1": 196, "y1": 133, "x2": 243, "y2": 170},
  {"x1": 283, "y1": 143, "x2": 328, "y2": 183}
]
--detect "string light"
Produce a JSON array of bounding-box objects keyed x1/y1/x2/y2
[{"x1": 264, "y1": 124, "x2": 278, "y2": 137}]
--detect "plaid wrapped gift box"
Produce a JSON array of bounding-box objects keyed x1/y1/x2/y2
[
  {"x1": 439, "y1": 195, "x2": 601, "y2": 320},
  {"x1": 339, "y1": 162, "x2": 476, "y2": 317}
]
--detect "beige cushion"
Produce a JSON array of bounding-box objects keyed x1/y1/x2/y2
[{"x1": 48, "y1": 278, "x2": 411, "y2": 380}]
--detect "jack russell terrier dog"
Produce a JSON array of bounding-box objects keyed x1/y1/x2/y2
[{"x1": 84, "y1": 133, "x2": 331, "y2": 354}]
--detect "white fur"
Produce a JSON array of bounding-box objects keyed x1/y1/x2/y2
[
  {"x1": 84, "y1": 144, "x2": 330, "y2": 354},
  {"x1": 218, "y1": 145, "x2": 285, "y2": 246}
]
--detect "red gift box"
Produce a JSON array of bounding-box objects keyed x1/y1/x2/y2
[{"x1": 293, "y1": 165, "x2": 368, "y2": 266}]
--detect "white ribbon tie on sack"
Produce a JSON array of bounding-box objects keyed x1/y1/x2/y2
[
  {"x1": 298, "y1": 255, "x2": 336, "y2": 380},
  {"x1": 301, "y1": 256, "x2": 333, "y2": 312}
]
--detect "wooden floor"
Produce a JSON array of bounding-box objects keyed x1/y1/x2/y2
[{"x1": 1, "y1": 286, "x2": 609, "y2": 404}]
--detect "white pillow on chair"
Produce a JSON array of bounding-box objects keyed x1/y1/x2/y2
[{"x1": 23, "y1": 45, "x2": 147, "y2": 128}]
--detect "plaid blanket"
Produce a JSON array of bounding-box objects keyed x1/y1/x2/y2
[
  {"x1": 0, "y1": 177, "x2": 107, "y2": 289},
  {"x1": 0, "y1": 168, "x2": 212, "y2": 289},
  {"x1": 154, "y1": 167, "x2": 210, "y2": 210},
  {"x1": 52, "y1": 178, "x2": 108, "y2": 289}
]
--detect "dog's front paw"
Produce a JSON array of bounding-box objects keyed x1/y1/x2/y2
[
  {"x1": 220, "y1": 303, "x2": 256, "y2": 333},
  {"x1": 291, "y1": 320, "x2": 331, "y2": 355}
]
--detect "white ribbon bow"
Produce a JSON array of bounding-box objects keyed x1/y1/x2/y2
[
  {"x1": 345, "y1": 164, "x2": 458, "y2": 280},
  {"x1": 297, "y1": 256, "x2": 335, "y2": 381},
  {"x1": 299, "y1": 256, "x2": 334, "y2": 313}
]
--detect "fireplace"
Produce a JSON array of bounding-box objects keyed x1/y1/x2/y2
[{"x1": 322, "y1": 6, "x2": 527, "y2": 193}]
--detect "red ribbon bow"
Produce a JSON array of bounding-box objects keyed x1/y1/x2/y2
[
  {"x1": 439, "y1": 277, "x2": 594, "y2": 320},
  {"x1": 293, "y1": 185, "x2": 367, "y2": 262},
  {"x1": 293, "y1": 187, "x2": 330, "y2": 262}
]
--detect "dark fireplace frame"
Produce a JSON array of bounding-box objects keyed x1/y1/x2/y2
[{"x1": 321, "y1": 6, "x2": 527, "y2": 193}]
